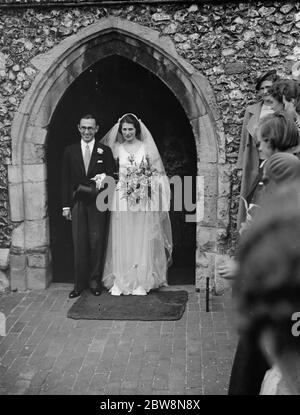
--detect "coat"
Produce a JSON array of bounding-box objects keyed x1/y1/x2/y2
[{"x1": 236, "y1": 101, "x2": 263, "y2": 230}]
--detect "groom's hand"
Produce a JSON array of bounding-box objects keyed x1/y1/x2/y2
[{"x1": 62, "y1": 208, "x2": 72, "y2": 221}]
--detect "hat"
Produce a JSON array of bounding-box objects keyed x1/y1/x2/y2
[
  {"x1": 73, "y1": 182, "x2": 97, "y2": 203},
  {"x1": 255, "y1": 69, "x2": 277, "y2": 91},
  {"x1": 264, "y1": 152, "x2": 300, "y2": 184}
]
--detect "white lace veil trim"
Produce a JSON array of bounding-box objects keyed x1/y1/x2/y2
[{"x1": 101, "y1": 113, "x2": 173, "y2": 264}]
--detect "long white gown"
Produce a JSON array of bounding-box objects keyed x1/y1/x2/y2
[{"x1": 102, "y1": 143, "x2": 169, "y2": 295}]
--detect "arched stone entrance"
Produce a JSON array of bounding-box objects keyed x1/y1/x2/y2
[
  {"x1": 8, "y1": 17, "x2": 229, "y2": 291},
  {"x1": 48, "y1": 54, "x2": 197, "y2": 285}
]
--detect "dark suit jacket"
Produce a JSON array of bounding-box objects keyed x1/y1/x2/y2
[
  {"x1": 237, "y1": 101, "x2": 262, "y2": 229},
  {"x1": 61, "y1": 141, "x2": 116, "y2": 209}
]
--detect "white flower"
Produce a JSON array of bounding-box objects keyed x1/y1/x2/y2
[
  {"x1": 118, "y1": 158, "x2": 160, "y2": 207},
  {"x1": 97, "y1": 148, "x2": 104, "y2": 154}
]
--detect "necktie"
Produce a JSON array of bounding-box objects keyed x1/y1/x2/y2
[{"x1": 83, "y1": 143, "x2": 91, "y2": 174}]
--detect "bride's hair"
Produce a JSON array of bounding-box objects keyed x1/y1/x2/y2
[{"x1": 118, "y1": 114, "x2": 141, "y2": 140}]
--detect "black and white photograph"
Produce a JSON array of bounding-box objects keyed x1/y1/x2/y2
[{"x1": 0, "y1": 0, "x2": 300, "y2": 400}]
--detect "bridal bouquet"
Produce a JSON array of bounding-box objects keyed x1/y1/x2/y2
[{"x1": 118, "y1": 154, "x2": 160, "y2": 207}]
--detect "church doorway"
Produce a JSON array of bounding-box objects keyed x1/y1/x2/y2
[{"x1": 47, "y1": 55, "x2": 197, "y2": 285}]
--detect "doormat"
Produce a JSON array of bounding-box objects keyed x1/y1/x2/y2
[{"x1": 67, "y1": 289, "x2": 188, "y2": 321}]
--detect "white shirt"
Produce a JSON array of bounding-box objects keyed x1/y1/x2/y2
[
  {"x1": 81, "y1": 138, "x2": 95, "y2": 158},
  {"x1": 63, "y1": 139, "x2": 95, "y2": 211},
  {"x1": 259, "y1": 159, "x2": 267, "y2": 186}
]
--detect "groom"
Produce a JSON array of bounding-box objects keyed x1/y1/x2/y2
[{"x1": 61, "y1": 114, "x2": 116, "y2": 298}]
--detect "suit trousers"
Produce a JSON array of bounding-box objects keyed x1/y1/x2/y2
[{"x1": 72, "y1": 200, "x2": 110, "y2": 292}]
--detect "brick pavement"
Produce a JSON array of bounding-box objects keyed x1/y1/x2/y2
[{"x1": 0, "y1": 284, "x2": 238, "y2": 395}]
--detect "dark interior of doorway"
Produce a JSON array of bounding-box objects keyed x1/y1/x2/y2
[{"x1": 47, "y1": 55, "x2": 197, "y2": 285}]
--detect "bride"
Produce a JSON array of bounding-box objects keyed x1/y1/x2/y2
[{"x1": 101, "y1": 113, "x2": 172, "y2": 296}]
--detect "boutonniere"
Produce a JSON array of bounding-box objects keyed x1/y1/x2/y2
[{"x1": 97, "y1": 148, "x2": 104, "y2": 154}]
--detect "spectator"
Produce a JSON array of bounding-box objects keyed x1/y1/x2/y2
[
  {"x1": 220, "y1": 112, "x2": 300, "y2": 281},
  {"x1": 262, "y1": 152, "x2": 300, "y2": 200},
  {"x1": 268, "y1": 79, "x2": 300, "y2": 155},
  {"x1": 235, "y1": 182, "x2": 300, "y2": 394},
  {"x1": 226, "y1": 112, "x2": 300, "y2": 395},
  {"x1": 237, "y1": 70, "x2": 279, "y2": 230}
]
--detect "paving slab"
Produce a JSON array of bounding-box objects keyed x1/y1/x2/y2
[{"x1": 0, "y1": 285, "x2": 237, "y2": 395}]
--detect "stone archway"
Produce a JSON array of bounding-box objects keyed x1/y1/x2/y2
[{"x1": 8, "y1": 17, "x2": 229, "y2": 291}]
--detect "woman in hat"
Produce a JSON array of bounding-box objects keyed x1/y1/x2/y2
[
  {"x1": 221, "y1": 72, "x2": 280, "y2": 279},
  {"x1": 237, "y1": 70, "x2": 279, "y2": 230}
]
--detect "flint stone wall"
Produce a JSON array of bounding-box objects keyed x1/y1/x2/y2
[{"x1": 0, "y1": 1, "x2": 299, "y2": 292}]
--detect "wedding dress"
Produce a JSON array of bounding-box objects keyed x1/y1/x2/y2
[{"x1": 101, "y1": 115, "x2": 172, "y2": 295}]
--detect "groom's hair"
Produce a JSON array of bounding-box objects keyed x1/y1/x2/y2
[{"x1": 79, "y1": 114, "x2": 98, "y2": 125}]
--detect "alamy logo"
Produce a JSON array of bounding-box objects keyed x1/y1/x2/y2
[
  {"x1": 291, "y1": 312, "x2": 300, "y2": 337},
  {"x1": 0, "y1": 312, "x2": 6, "y2": 336},
  {"x1": 96, "y1": 175, "x2": 205, "y2": 223}
]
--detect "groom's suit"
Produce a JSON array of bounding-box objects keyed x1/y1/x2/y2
[{"x1": 62, "y1": 140, "x2": 116, "y2": 292}]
